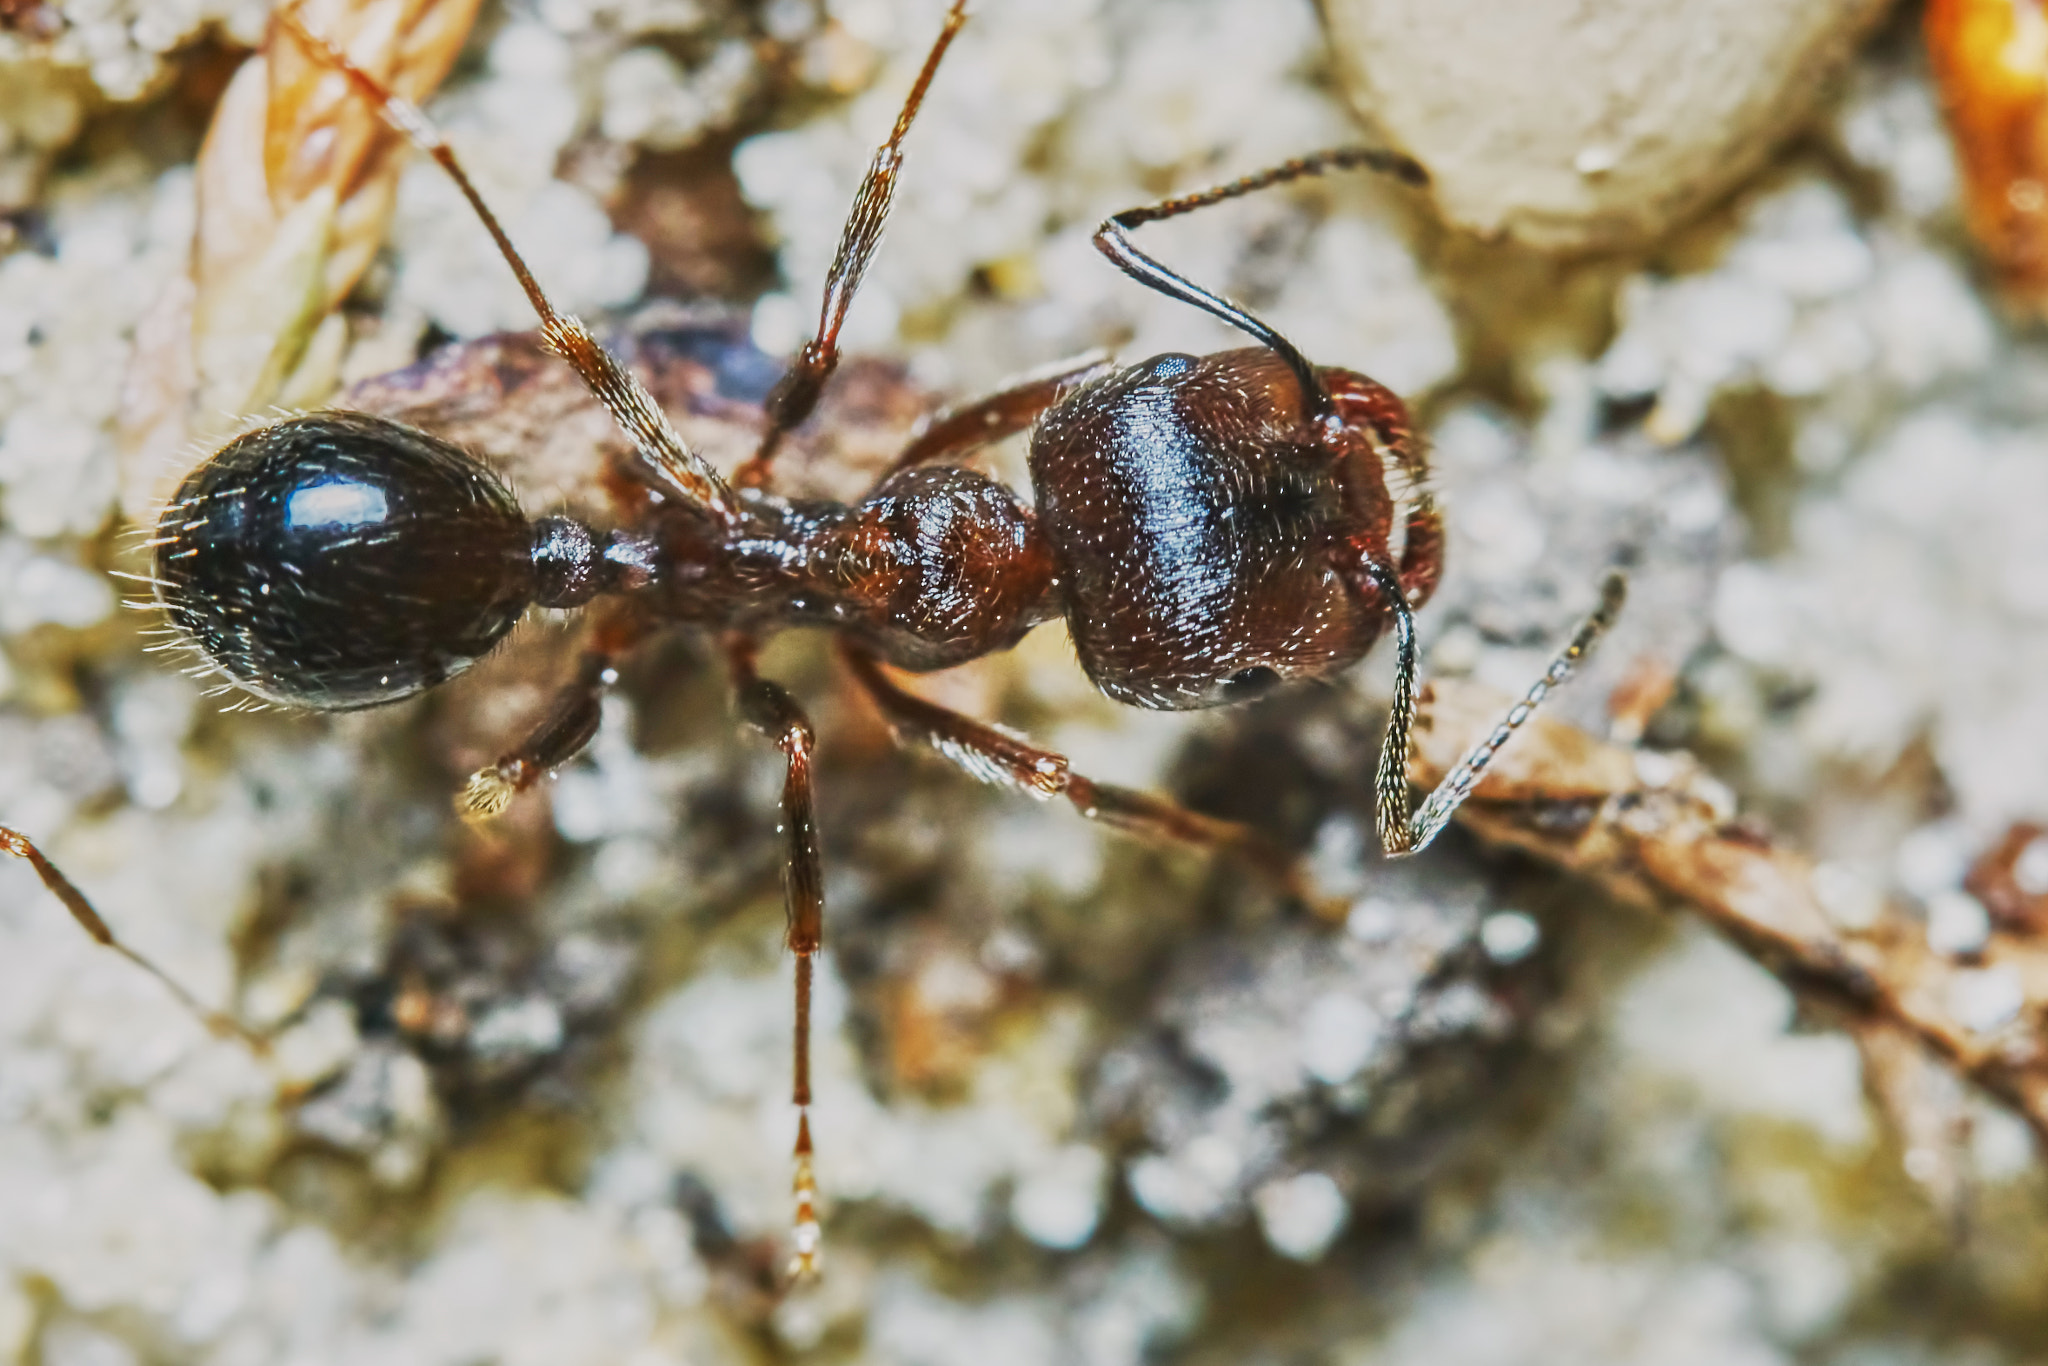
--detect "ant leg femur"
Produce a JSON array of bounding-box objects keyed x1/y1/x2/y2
[
  {"x1": 1092, "y1": 148, "x2": 1429, "y2": 426},
  {"x1": 1, "y1": 827, "x2": 266, "y2": 1050},
  {"x1": 1352, "y1": 562, "x2": 1628, "y2": 857},
  {"x1": 735, "y1": 0, "x2": 970, "y2": 488},
  {"x1": 724, "y1": 634, "x2": 826, "y2": 1280},
  {"x1": 873, "y1": 351, "x2": 1115, "y2": 489},
  {"x1": 838, "y1": 643, "x2": 1341, "y2": 916},
  {"x1": 274, "y1": 5, "x2": 743, "y2": 529}
]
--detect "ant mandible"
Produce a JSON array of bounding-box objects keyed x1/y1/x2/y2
[{"x1": 1, "y1": 0, "x2": 1624, "y2": 1279}]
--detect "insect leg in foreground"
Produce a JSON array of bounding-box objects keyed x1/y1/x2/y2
[
  {"x1": 1, "y1": 827, "x2": 265, "y2": 1048},
  {"x1": 875, "y1": 351, "x2": 1116, "y2": 483},
  {"x1": 733, "y1": 0, "x2": 970, "y2": 488},
  {"x1": 275, "y1": 6, "x2": 743, "y2": 530},
  {"x1": 724, "y1": 635, "x2": 825, "y2": 1279},
  {"x1": 460, "y1": 604, "x2": 651, "y2": 818},
  {"x1": 838, "y1": 645, "x2": 1338, "y2": 915},
  {"x1": 1094, "y1": 152, "x2": 1627, "y2": 855}
]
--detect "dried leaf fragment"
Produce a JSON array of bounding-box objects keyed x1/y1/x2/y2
[
  {"x1": 116, "y1": 0, "x2": 483, "y2": 519},
  {"x1": 1411, "y1": 677, "x2": 2048, "y2": 1156}
]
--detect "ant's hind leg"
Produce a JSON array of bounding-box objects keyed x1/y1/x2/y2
[
  {"x1": 723, "y1": 634, "x2": 826, "y2": 1281},
  {"x1": 735, "y1": 0, "x2": 970, "y2": 489},
  {"x1": 1352, "y1": 559, "x2": 1627, "y2": 858},
  {"x1": 837, "y1": 644, "x2": 1340, "y2": 915},
  {"x1": 459, "y1": 608, "x2": 650, "y2": 819},
  {"x1": 1, "y1": 827, "x2": 265, "y2": 1049}
]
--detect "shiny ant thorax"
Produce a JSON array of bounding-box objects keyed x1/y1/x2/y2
[{"x1": 6, "y1": 0, "x2": 1624, "y2": 1280}]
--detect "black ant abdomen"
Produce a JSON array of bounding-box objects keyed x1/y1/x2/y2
[{"x1": 154, "y1": 412, "x2": 547, "y2": 710}]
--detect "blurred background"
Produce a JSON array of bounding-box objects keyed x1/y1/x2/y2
[{"x1": 5, "y1": 0, "x2": 2048, "y2": 1361}]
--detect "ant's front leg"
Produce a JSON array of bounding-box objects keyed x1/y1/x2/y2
[
  {"x1": 0, "y1": 827, "x2": 265, "y2": 1049},
  {"x1": 872, "y1": 352, "x2": 1116, "y2": 488},
  {"x1": 723, "y1": 633, "x2": 825, "y2": 1281},
  {"x1": 458, "y1": 604, "x2": 651, "y2": 819},
  {"x1": 837, "y1": 643, "x2": 1342, "y2": 917},
  {"x1": 735, "y1": 0, "x2": 969, "y2": 489}
]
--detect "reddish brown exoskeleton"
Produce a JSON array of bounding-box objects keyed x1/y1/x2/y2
[{"x1": 2, "y1": 0, "x2": 1623, "y2": 1277}]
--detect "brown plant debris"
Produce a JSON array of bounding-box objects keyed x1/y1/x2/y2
[
  {"x1": 1412, "y1": 677, "x2": 2048, "y2": 1150},
  {"x1": 116, "y1": 0, "x2": 483, "y2": 518}
]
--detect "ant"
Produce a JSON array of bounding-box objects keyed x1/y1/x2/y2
[{"x1": 1, "y1": 0, "x2": 1623, "y2": 1279}]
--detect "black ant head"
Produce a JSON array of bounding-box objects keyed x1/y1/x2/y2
[{"x1": 152, "y1": 413, "x2": 539, "y2": 710}]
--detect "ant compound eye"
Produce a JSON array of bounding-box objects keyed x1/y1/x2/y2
[
  {"x1": 154, "y1": 413, "x2": 536, "y2": 710},
  {"x1": 1218, "y1": 666, "x2": 1282, "y2": 701}
]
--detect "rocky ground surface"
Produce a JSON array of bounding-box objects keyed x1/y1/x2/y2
[{"x1": 5, "y1": 0, "x2": 2048, "y2": 1363}]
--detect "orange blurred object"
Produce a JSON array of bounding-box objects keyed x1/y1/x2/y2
[{"x1": 1927, "y1": 0, "x2": 2048, "y2": 309}]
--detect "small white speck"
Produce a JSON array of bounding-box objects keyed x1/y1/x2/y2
[
  {"x1": 471, "y1": 997, "x2": 566, "y2": 1060},
  {"x1": 1010, "y1": 1145, "x2": 1106, "y2": 1250},
  {"x1": 1971, "y1": 1102, "x2": 2037, "y2": 1181},
  {"x1": 1896, "y1": 824, "x2": 1968, "y2": 900},
  {"x1": 1632, "y1": 750, "x2": 1683, "y2": 790},
  {"x1": 1300, "y1": 992, "x2": 1382, "y2": 1085},
  {"x1": 1253, "y1": 1172, "x2": 1349, "y2": 1262},
  {"x1": 1811, "y1": 861, "x2": 1884, "y2": 931},
  {"x1": 1428, "y1": 624, "x2": 1483, "y2": 675},
  {"x1": 1573, "y1": 144, "x2": 1619, "y2": 176},
  {"x1": 1479, "y1": 910, "x2": 1541, "y2": 965},
  {"x1": 1925, "y1": 889, "x2": 1991, "y2": 957},
  {"x1": 1948, "y1": 966, "x2": 2024, "y2": 1034},
  {"x1": 2014, "y1": 836, "x2": 2048, "y2": 897},
  {"x1": 1345, "y1": 896, "x2": 1401, "y2": 944}
]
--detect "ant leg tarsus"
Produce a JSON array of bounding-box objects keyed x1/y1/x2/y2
[
  {"x1": 837, "y1": 645, "x2": 1338, "y2": 914},
  {"x1": 874, "y1": 351, "x2": 1116, "y2": 489},
  {"x1": 274, "y1": 6, "x2": 742, "y2": 529},
  {"x1": 0, "y1": 826, "x2": 266, "y2": 1050},
  {"x1": 724, "y1": 634, "x2": 826, "y2": 1281},
  {"x1": 459, "y1": 609, "x2": 651, "y2": 820},
  {"x1": 1093, "y1": 147, "x2": 1429, "y2": 425},
  {"x1": 735, "y1": 0, "x2": 970, "y2": 490},
  {"x1": 1353, "y1": 561, "x2": 1627, "y2": 858}
]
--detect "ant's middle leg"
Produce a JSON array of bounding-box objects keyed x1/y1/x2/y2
[
  {"x1": 1, "y1": 827, "x2": 265, "y2": 1050},
  {"x1": 723, "y1": 633, "x2": 826, "y2": 1281},
  {"x1": 459, "y1": 605, "x2": 651, "y2": 819},
  {"x1": 837, "y1": 643, "x2": 1340, "y2": 916},
  {"x1": 735, "y1": 0, "x2": 969, "y2": 490}
]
